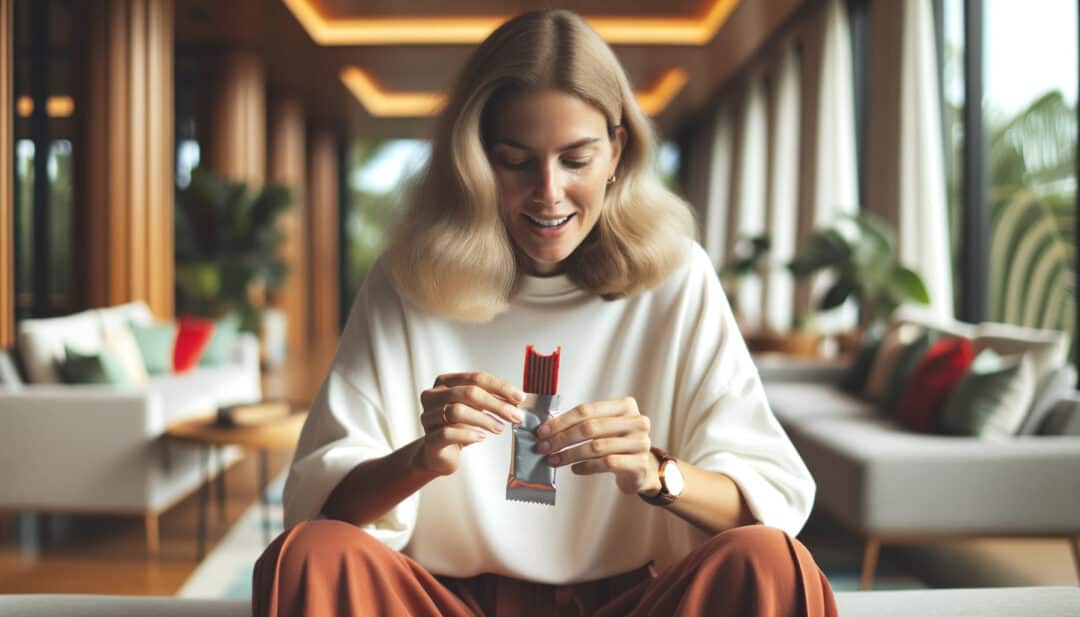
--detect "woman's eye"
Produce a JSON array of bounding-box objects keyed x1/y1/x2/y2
[
  {"x1": 500, "y1": 158, "x2": 532, "y2": 170},
  {"x1": 563, "y1": 158, "x2": 591, "y2": 169}
]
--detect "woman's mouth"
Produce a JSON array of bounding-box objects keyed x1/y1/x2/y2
[{"x1": 524, "y1": 213, "x2": 575, "y2": 229}]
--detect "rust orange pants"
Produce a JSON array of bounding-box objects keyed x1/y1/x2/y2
[{"x1": 252, "y1": 519, "x2": 837, "y2": 617}]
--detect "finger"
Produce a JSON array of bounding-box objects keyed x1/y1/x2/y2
[
  {"x1": 546, "y1": 436, "x2": 650, "y2": 467},
  {"x1": 436, "y1": 384, "x2": 523, "y2": 425},
  {"x1": 569, "y1": 454, "x2": 648, "y2": 476},
  {"x1": 441, "y1": 403, "x2": 505, "y2": 434},
  {"x1": 433, "y1": 371, "x2": 526, "y2": 405},
  {"x1": 538, "y1": 397, "x2": 639, "y2": 438},
  {"x1": 539, "y1": 414, "x2": 649, "y2": 454},
  {"x1": 428, "y1": 424, "x2": 489, "y2": 449}
]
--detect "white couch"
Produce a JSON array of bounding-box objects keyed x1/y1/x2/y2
[
  {"x1": 1, "y1": 587, "x2": 1079, "y2": 616},
  {"x1": 759, "y1": 307, "x2": 1080, "y2": 590},
  {"x1": 0, "y1": 302, "x2": 262, "y2": 558}
]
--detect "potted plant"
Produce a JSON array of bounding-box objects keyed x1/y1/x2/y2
[
  {"x1": 174, "y1": 168, "x2": 293, "y2": 336},
  {"x1": 721, "y1": 234, "x2": 823, "y2": 358},
  {"x1": 788, "y1": 212, "x2": 930, "y2": 351}
]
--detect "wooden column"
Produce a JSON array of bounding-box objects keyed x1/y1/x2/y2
[
  {"x1": 267, "y1": 97, "x2": 308, "y2": 355},
  {"x1": 0, "y1": 0, "x2": 13, "y2": 347},
  {"x1": 206, "y1": 52, "x2": 265, "y2": 186},
  {"x1": 84, "y1": 0, "x2": 174, "y2": 318},
  {"x1": 307, "y1": 128, "x2": 339, "y2": 340}
]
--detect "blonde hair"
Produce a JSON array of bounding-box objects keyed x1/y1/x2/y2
[{"x1": 383, "y1": 9, "x2": 697, "y2": 322}]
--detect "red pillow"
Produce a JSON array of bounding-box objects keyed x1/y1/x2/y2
[
  {"x1": 897, "y1": 337, "x2": 975, "y2": 433},
  {"x1": 174, "y1": 316, "x2": 216, "y2": 373}
]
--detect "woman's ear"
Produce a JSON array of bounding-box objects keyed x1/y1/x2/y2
[{"x1": 609, "y1": 125, "x2": 628, "y2": 175}]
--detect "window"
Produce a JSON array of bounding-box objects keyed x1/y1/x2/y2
[{"x1": 941, "y1": 0, "x2": 1077, "y2": 357}]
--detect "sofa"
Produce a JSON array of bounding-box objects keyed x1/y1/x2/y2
[
  {"x1": 0, "y1": 302, "x2": 262, "y2": 558},
  {"x1": 759, "y1": 306, "x2": 1080, "y2": 590},
  {"x1": 1, "y1": 587, "x2": 1079, "y2": 616}
]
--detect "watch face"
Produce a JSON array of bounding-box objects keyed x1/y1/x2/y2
[{"x1": 663, "y1": 460, "x2": 685, "y2": 497}]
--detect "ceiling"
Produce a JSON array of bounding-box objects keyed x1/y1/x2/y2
[{"x1": 175, "y1": 0, "x2": 806, "y2": 140}]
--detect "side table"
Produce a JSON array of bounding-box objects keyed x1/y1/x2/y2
[{"x1": 166, "y1": 410, "x2": 307, "y2": 559}]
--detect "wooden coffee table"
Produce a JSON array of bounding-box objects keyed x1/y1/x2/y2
[{"x1": 166, "y1": 409, "x2": 307, "y2": 559}]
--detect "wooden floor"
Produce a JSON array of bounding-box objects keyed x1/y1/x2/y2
[{"x1": 0, "y1": 338, "x2": 337, "y2": 596}]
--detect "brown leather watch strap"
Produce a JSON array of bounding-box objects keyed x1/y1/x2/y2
[{"x1": 639, "y1": 447, "x2": 677, "y2": 506}]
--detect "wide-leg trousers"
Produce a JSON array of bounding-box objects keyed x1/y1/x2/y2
[{"x1": 252, "y1": 519, "x2": 837, "y2": 617}]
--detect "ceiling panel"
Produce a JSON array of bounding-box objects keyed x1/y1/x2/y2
[{"x1": 308, "y1": 0, "x2": 708, "y2": 19}]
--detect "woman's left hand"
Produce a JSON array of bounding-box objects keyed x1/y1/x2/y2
[{"x1": 535, "y1": 397, "x2": 659, "y2": 495}]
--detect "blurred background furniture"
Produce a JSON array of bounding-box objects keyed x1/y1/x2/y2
[
  {"x1": 760, "y1": 306, "x2": 1080, "y2": 590},
  {"x1": 0, "y1": 302, "x2": 262, "y2": 558}
]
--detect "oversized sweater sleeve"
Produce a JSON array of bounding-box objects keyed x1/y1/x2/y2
[
  {"x1": 672, "y1": 245, "x2": 815, "y2": 536},
  {"x1": 282, "y1": 263, "x2": 421, "y2": 550}
]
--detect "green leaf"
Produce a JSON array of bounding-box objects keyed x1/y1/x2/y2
[
  {"x1": 888, "y1": 266, "x2": 930, "y2": 304},
  {"x1": 820, "y1": 276, "x2": 857, "y2": 311}
]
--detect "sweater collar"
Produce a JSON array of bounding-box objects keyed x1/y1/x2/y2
[{"x1": 516, "y1": 272, "x2": 580, "y2": 298}]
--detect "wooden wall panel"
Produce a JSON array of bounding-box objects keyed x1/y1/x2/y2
[
  {"x1": 267, "y1": 97, "x2": 308, "y2": 355},
  {"x1": 85, "y1": 0, "x2": 174, "y2": 318},
  {"x1": 307, "y1": 129, "x2": 339, "y2": 341},
  {"x1": 207, "y1": 52, "x2": 266, "y2": 186},
  {"x1": 0, "y1": 0, "x2": 12, "y2": 347}
]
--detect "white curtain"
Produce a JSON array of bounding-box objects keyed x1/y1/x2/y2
[
  {"x1": 733, "y1": 76, "x2": 769, "y2": 329},
  {"x1": 809, "y1": 0, "x2": 860, "y2": 333},
  {"x1": 703, "y1": 105, "x2": 736, "y2": 266},
  {"x1": 899, "y1": 0, "x2": 954, "y2": 318},
  {"x1": 765, "y1": 45, "x2": 801, "y2": 333}
]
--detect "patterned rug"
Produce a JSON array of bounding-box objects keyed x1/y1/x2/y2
[{"x1": 175, "y1": 474, "x2": 925, "y2": 599}]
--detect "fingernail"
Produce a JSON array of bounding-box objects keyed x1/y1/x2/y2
[
  {"x1": 494, "y1": 424, "x2": 504, "y2": 433},
  {"x1": 513, "y1": 389, "x2": 526, "y2": 402},
  {"x1": 537, "y1": 440, "x2": 551, "y2": 453},
  {"x1": 537, "y1": 424, "x2": 551, "y2": 438},
  {"x1": 548, "y1": 455, "x2": 560, "y2": 466}
]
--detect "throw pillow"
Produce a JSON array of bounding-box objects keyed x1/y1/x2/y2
[
  {"x1": 199, "y1": 313, "x2": 241, "y2": 367},
  {"x1": 101, "y1": 326, "x2": 150, "y2": 386},
  {"x1": 58, "y1": 345, "x2": 132, "y2": 387},
  {"x1": 841, "y1": 328, "x2": 884, "y2": 393},
  {"x1": 939, "y1": 349, "x2": 1036, "y2": 437},
  {"x1": 896, "y1": 338, "x2": 975, "y2": 433},
  {"x1": 881, "y1": 329, "x2": 936, "y2": 415},
  {"x1": 174, "y1": 316, "x2": 216, "y2": 373},
  {"x1": 129, "y1": 320, "x2": 178, "y2": 375},
  {"x1": 864, "y1": 323, "x2": 924, "y2": 401}
]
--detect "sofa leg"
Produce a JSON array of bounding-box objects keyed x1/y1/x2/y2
[
  {"x1": 145, "y1": 513, "x2": 160, "y2": 560},
  {"x1": 860, "y1": 538, "x2": 880, "y2": 591},
  {"x1": 1070, "y1": 536, "x2": 1080, "y2": 585}
]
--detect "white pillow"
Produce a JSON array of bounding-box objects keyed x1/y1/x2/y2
[{"x1": 17, "y1": 311, "x2": 104, "y2": 384}]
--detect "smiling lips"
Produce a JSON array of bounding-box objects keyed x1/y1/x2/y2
[{"x1": 524, "y1": 212, "x2": 575, "y2": 229}]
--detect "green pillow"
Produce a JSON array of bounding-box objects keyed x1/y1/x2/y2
[
  {"x1": 128, "y1": 321, "x2": 177, "y2": 375},
  {"x1": 881, "y1": 329, "x2": 935, "y2": 415},
  {"x1": 58, "y1": 345, "x2": 132, "y2": 387},
  {"x1": 842, "y1": 329, "x2": 884, "y2": 393},
  {"x1": 939, "y1": 349, "x2": 1036, "y2": 437},
  {"x1": 199, "y1": 314, "x2": 241, "y2": 367}
]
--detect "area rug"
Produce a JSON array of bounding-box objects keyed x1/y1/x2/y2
[{"x1": 176, "y1": 474, "x2": 925, "y2": 599}]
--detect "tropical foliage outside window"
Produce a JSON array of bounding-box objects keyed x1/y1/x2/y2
[{"x1": 942, "y1": 0, "x2": 1076, "y2": 347}]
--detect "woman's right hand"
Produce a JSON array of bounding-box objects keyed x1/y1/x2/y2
[{"x1": 414, "y1": 372, "x2": 526, "y2": 476}]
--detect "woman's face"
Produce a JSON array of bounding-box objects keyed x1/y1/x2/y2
[{"x1": 488, "y1": 89, "x2": 626, "y2": 276}]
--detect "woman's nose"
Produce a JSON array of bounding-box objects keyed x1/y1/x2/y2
[{"x1": 533, "y1": 160, "x2": 565, "y2": 205}]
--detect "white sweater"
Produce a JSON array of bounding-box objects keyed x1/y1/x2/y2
[{"x1": 283, "y1": 241, "x2": 814, "y2": 584}]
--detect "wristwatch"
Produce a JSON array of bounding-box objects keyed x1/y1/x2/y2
[{"x1": 639, "y1": 447, "x2": 684, "y2": 506}]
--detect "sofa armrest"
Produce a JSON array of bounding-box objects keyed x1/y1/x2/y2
[{"x1": 755, "y1": 357, "x2": 848, "y2": 385}]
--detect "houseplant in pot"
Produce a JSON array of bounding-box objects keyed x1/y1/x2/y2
[
  {"x1": 787, "y1": 212, "x2": 931, "y2": 352},
  {"x1": 175, "y1": 168, "x2": 293, "y2": 348}
]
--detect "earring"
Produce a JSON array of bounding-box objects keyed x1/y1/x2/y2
[{"x1": 606, "y1": 174, "x2": 617, "y2": 185}]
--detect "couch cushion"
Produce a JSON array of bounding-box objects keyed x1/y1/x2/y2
[
  {"x1": 17, "y1": 310, "x2": 105, "y2": 384},
  {"x1": 147, "y1": 364, "x2": 260, "y2": 424},
  {"x1": 1021, "y1": 365, "x2": 1079, "y2": 435},
  {"x1": 96, "y1": 301, "x2": 155, "y2": 331},
  {"x1": 974, "y1": 321, "x2": 1069, "y2": 391},
  {"x1": 864, "y1": 323, "x2": 923, "y2": 401},
  {"x1": 892, "y1": 303, "x2": 978, "y2": 340},
  {"x1": 840, "y1": 328, "x2": 883, "y2": 393},
  {"x1": 129, "y1": 321, "x2": 178, "y2": 375},
  {"x1": 101, "y1": 325, "x2": 150, "y2": 386},
  {"x1": 57, "y1": 346, "x2": 132, "y2": 387},
  {"x1": 896, "y1": 337, "x2": 974, "y2": 433},
  {"x1": 881, "y1": 329, "x2": 934, "y2": 415},
  {"x1": 175, "y1": 316, "x2": 216, "y2": 373},
  {"x1": 1039, "y1": 398, "x2": 1080, "y2": 436},
  {"x1": 939, "y1": 350, "x2": 1036, "y2": 437}
]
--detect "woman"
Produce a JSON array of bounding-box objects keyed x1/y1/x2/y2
[{"x1": 254, "y1": 9, "x2": 836, "y2": 617}]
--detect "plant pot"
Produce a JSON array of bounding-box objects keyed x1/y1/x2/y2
[{"x1": 745, "y1": 330, "x2": 824, "y2": 358}]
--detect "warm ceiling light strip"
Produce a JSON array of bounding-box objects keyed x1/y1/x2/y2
[
  {"x1": 340, "y1": 67, "x2": 688, "y2": 119},
  {"x1": 16, "y1": 96, "x2": 75, "y2": 118},
  {"x1": 284, "y1": 0, "x2": 739, "y2": 46}
]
